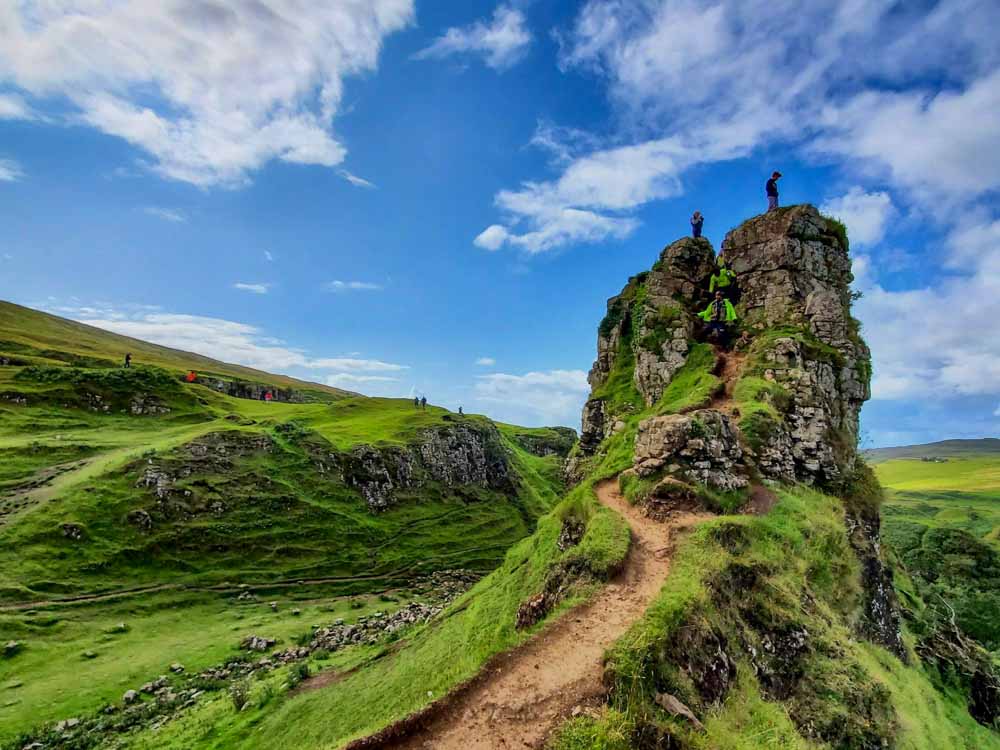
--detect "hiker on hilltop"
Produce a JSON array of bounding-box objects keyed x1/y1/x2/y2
[
  {"x1": 458, "y1": 406, "x2": 463, "y2": 416},
  {"x1": 124, "y1": 353, "x2": 132, "y2": 369},
  {"x1": 414, "y1": 396, "x2": 420, "y2": 408},
  {"x1": 420, "y1": 396, "x2": 427, "y2": 410},
  {"x1": 766, "y1": 171, "x2": 782, "y2": 211},
  {"x1": 710, "y1": 254, "x2": 739, "y2": 303},
  {"x1": 691, "y1": 211, "x2": 704, "y2": 238},
  {"x1": 698, "y1": 291, "x2": 737, "y2": 348}
]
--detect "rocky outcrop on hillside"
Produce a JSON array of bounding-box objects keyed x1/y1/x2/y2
[
  {"x1": 192, "y1": 375, "x2": 301, "y2": 403},
  {"x1": 576, "y1": 205, "x2": 869, "y2": 490}
]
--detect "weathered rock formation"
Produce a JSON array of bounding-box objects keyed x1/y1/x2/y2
[{"x1": 577, "y1": 205, "x2": 869, "y2": 490}]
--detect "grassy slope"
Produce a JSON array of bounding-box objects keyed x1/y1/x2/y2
[
  {"x1": 551, "y1": 487, "x2": 1000, "y2": 750},
  {"x1": 864, "y1": 439, "x2": 1000, "y2": 464},
  {"x1": 0, "y1": 305, "x2": 576, "y2": 743},
  {"x1": 0, "y1": 300, "x2": 351, "y2": 399},
  {"x1": 876, "y1": 454, "x2": 1000, "y2": 652}
]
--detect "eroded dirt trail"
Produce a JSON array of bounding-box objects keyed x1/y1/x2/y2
[{"x1": 390, "y1": 479, "x2": 704, "y2": 750}]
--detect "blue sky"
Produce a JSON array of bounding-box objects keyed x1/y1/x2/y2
[{"x1": 1, "y1": 0, "x2": 999, "y2": 448}]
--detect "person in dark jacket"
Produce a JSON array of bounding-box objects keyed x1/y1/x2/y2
[
  {"x1": 420, "y1": 396, "x2": 427, "y2": 410},
  {"x1": 691, "y1": 211, "x2": 704, "y2": 238},
  {"x1": 766, "y1": 171, "x2": 782, "y2": 211},
  {"x1": 124, "y1": 353, "x2": 132, "y2": 368}
]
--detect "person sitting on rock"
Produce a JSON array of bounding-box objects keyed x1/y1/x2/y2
[
  {"x1": 710, "y1": 255, "x2": 740, "y2": 304},
  {"x1": 698, "y1": 291, "x2": 737, "y2": 347},
  {"x1": 766, "y1": 171, "x2": 782, "y2": 211},
  {"x1": 691, "y1": 210, "x2": 704, "y2": 238}
]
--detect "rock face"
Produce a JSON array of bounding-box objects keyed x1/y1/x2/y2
[
  {"x1": 722, "y1": 206, "x2": 870, "y2": 485},
  {"x1": 575, "y1": 204, "x2": 869, "y2": 491},
  {"x1": 192, "y1": 375, "x2": 302, "y2": 403},
  {"x1": 633, "y1": 410, "x2": 749, "y2": 491},
  {"x1": 329, "y1": 421, "x2": 516, "y2": 512}
]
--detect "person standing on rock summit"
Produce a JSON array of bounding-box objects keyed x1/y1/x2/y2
[
  {"x1": 698, "y1": 291, "x2": 737, "y2": 348},
  {"x1": 691, "y1": 211, "x2": 704, "y2": 238},
  {"x1": 766, "y1": 171, "x2": 782, "y2": 211}
]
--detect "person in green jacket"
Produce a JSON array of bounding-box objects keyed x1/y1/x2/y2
[
  {"x1": 699, "y1": 291, "x2": 737, "y2": 347},
  {"x1": 709, "y1": 256, "x2": 739, "y2": 302}
]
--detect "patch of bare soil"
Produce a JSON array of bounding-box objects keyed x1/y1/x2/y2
[{"x1": 362, "y1": 479, "x2": 706, "y2": 750}]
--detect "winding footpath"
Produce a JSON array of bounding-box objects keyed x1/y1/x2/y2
[{"x1": 387, "y1": 478, "x2": 705, "y2": 750}]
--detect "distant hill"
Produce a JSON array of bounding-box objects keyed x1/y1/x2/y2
[
  {"x1": 0, "y1": 300, "x2": 355, "y2": 400},
  {"x1": 863, "y1": 437, "x2": 1000, "y2": 463}
]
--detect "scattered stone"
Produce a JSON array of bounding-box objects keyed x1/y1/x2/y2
[
  {"x1": 655, "y1": 692, "x2": 705, "y2": 731},
  {"x1": 269, "y1": 601, "x2": 278, "y2": 611},
  {"x1": 169, "y1": 663, "x2": 185, "y2": 674},
  {"x1": 240, "y1": 635, "x2": 277, "y2": 652},
  {"x1": 291, "y1": 608, "x2": 302, "y2": 616},
  {"x1": 82, "y1": 650, "x2": 98, "y2": 660},
  {"x1": 3, "y1": 641, "x2": 22, "y2": 658},
  {"x1": 55, "y1": 717, "x2": 80, "y2": 732},
  {"x1": 59, "y1": 522, "x2": 85, "y2": 541}
]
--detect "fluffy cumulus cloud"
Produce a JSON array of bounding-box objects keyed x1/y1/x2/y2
[
  {"x1": 475, "y1": 357, "x2": 496, "y2": 366},
  {"x1": 855, "y1": 217, "x2": 1000, "y2": 401},
  {"x1": 414, "y1": 4, "x2": 531, "y2": 70},
  {"x1": 62, "y1": 307, "x2": 406, "y2": 377},
  {"x1": 819, "y1": 188, "x2": 894, "y2": 247},
  {"x1": 0, "y1": 1, "x2": 414, "y2": 186},
  {"x1": 475, "y1": 369, "x2": 589, "y2": 426},
  {"x1": 477, "y1": 0, "x2": 1000, "y2": 253}
]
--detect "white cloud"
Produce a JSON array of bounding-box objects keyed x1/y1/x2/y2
[
  {"x1": 326, "y1": 373, "x2": 398, "y2": 386},
  {"x1": 414, "y1": 4, "x2": 531, "y2": 70},
  {"x1": 0, "y1": 2, "x2": 414, "y2": 186},
  {"x1": 233, "y1": 282, "x2": 271, "y2": 295},
  {"x1": 326, "y1": 280, "x2": 383, "y2": 292},
  {"x1": 264, "y1": 250, "x2": 274, "y2": 262},
  {"x1": 856, "y1": 217, "x2": 1000, "y2": 401},
  {"x1": 475, "y1": 369, "x2": 589, "y2": 426},
  {"x1": 819, "y1": 188, "x2": 895, "y2": 247},
  {"x1": 476, "y1": 0, "x2": 1000, "y2": 253},
  {"x1": 0, "y1": 92, "x2": 35, "y2": 120},
  {"x1": 339, "y1": 169, "x2": 376, "y2": 189},
  {"x1": 58, "y1": 307, "x2": 407, "y2": 375},
  {"x1": 475, "y1": 357, "x2": 496, "y2": 366},
  {"x1": 994, "y1": 403, "x2": 1000, "y2": 417},
  {"x1": 0, "y1": 158, "x2": 24, "y2": 182},
  {"x1": 143, "y1": 206, "x2": 186, "y2": 223},
  {"x1": 310, "y1": 358, "x2": 407, "y2": 372}
]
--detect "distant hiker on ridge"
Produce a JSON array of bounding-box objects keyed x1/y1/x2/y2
[
  {"x1": 698, "y1": 291, "x2": 737, "y2": 348},
  {"x1": 414, "y1": 396, "x2": 420, "y2": 408},
  {"x1": 420, "y1": 396, "x2": 427, "y2": 410},
  {"x1": 124, "y1": 353, "x2": 132, "y2": 369},
  {"x1": 710, "y1": 255, "x2": 738, "y2": 303},
  {"x1": 766, "y1": 171, "x2": 782, "y2": 212},
  {"x1": 458, "y1": 406, "x2": 463, "y2": 416},
  {"x1": 691, "y1": 211, "x2": 704, "y2": 238}
]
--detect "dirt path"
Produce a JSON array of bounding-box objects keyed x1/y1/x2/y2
[
  {"x1": 708, "y1": 347, "x2": 746, "y2": 414},
  {"x1": 386, "y1": 479, "x2": 704, "y2": 750}
]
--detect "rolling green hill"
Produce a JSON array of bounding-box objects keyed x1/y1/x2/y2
[
  {"x1": 876, "y1": 450, "x2": 1000, "y2": 653},
  {"x1": 0, "y1": 301, "x2": 581, "y2": 744},
  {"x1": 864, "y1": 438, "x2": 1000, "y2": 464}
]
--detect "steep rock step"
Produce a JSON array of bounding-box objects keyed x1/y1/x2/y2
[{"x1": 355, "y1": 480, "x2": 706, "y2": 750}]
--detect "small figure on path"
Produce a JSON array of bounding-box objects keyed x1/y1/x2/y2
[
  {"x1": 766, "y1": 171, "x2": 782, "y2": 212},
  {"x1": 458, "y1": 406, "x2": 463, "y2": 416},
  {"x1": 264, "y1": 390, "x2": 273, "y2": 403},
  {"x1": 420, "y1": 396, "x2": 427, "y2": 410},
  {"x1": 414, "y1": 396, "x2": 420, "y2": 408},
  {"x1": 691, "y1": 211, "x2": 704, "y2": 238},
  {"x1": 698, "y1": 291, "x2": 737, "y2": 348},
  {"x1": 124, "y1": 352, "x2": 132, "y2": 369},
  {"x1": 185, "y1": 370, "x2": 197, "y2": 383}
]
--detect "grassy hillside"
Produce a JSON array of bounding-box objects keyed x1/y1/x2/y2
[
  {"x1": 864, "y1": 438, "x2": 1000, "y2": 464},
  {"x1": 877, "y1": 453, "x2": 1000, "y2": 653},
  {"x1": 0, "y1": 300, "x2": 353, "y2": 400},
  {"x1": 0, "y1": 303, "x2": 577, "y2": 745}
]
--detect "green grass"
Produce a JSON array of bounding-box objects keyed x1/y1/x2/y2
[
  {"x1": 86, "y1": 482, "x2": 629, "y2": 749},
  {"x1": 876, "y1": 456, "x2": 1000, "y2": 494},
  {"x1": 549, "y1": 486, "x2": 1000, "y2": 750}
]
